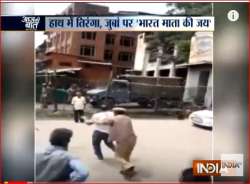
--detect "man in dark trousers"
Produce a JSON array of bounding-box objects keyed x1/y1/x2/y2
[
  {"x1": 71, "y1": 91, "x2": 86, "y2": 123},
  {"x1": 86, "y1": 109, "x2": 115, "y2": 160},
  {"x1": 36, "y1": 128, "x2": 89, "y2": 181}
]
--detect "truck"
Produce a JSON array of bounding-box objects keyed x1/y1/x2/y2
[{"x1": 86, "y1": 75, "x2": 185, "y2": 109}]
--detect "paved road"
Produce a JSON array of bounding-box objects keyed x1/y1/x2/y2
[{"x1": 35, "y1": 117, "x2": 212, "y2": 182}]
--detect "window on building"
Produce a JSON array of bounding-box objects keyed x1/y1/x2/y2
[
  {"x1": 147, "y1": 71, "x2": 154, "y2": 76},
  {"x1": 106, "y1": 34, "x2": 115, "y2": 45},
  {"x1": 104, "y1": 50, "x2": 113, "y2": 61},
  {"x1": 120, "y1": 36, "x2": 134, "y2": 47},
  {"x1": 81, "y1": 32, "x2": 96, "y2": 40},
  {"x1": 80, "y1": 45, "x2": 95, "y2": 56},
  {"x1": 148, "y1": 51, "x2": 157, "y2": 63},
  {"x1": 160, "y1": 70, "x2": 169, "y2": 77},
  {"x1": 118, "y1": 52, "x2": 133, "y2": 62}
]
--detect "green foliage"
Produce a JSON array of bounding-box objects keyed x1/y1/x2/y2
[
  {"x1": 166, "y1": 3, "x2": 213, "y2": 16},
  {"x1": 146, "y1": 3, "x2": 212, "y2": 65},
  {"x1": 147, "y1": 32, "x2": 193, "y2": 64},
  {"x1": 176, "y1": 40, "x2": 191, "y2": 64}
]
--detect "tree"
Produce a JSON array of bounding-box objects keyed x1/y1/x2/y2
[
  {"x1": 146, "y1": 3, "x2": 212, "y2": 78},
  {"x1": 146, "y1": 3, "x2": 212, "y2": 111},
  {"x1": 166, "y1": 3, "x2": 213, "y2": 16}
]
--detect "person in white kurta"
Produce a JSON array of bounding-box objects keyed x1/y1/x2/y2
[{"x1": 71, "y1": 92, "x2": 86, "y2": 123}]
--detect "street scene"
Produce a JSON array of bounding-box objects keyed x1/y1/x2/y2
[
  {"x1": 35, "y1": 2, "x2": 213, "y2": 182},
  {"x1": 35, "y1": 117, "x2": 212, "y2": 182}
]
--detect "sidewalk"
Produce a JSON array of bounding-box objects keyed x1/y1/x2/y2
[
  {"x1": 36, "y1": 103, "x2": 186, "y2": 120},
  {"x1": 36, "y1": 103, "x2": 97, "y2": 119}
]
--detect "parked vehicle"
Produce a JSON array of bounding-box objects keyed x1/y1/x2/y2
[
  {"x1": 86, "y1": 76, "x2": 185, "y2": 109},
  {"x1": 189, "y1": 110, "x2": 213, "y2": 128}
]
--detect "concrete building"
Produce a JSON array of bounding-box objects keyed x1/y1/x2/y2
[
  {"x1": 133, "y1": 32, "x2": 187, "y2": 78},
  {"x1": 37, "y1": 3, "x2": 138, "y2": 87},
  {"x1": 133, "y1": 31, "x2": 213, "y2": 108},
  {"x1": 183, "y1": 32, "x2": 213, "y2": 108}
]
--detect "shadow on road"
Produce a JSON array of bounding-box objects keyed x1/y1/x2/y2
[
  {"x1": 101, "y1": 157, "x2": 154, "y2": 182},
  {"x1": 192, "y1": 124, "x2": 212, "y2": 131}
]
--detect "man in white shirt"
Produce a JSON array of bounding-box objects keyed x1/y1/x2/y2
[
  {"x1": 86, "y1": 110, "x2": 115, "y2": 160},
  {"x1": 71, "y1": 92, "x2": 86, "y2": 123}
]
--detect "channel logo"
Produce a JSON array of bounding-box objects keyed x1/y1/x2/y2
[{"x1": 193, "y1": 154, "x2": 243, "y2": 176}]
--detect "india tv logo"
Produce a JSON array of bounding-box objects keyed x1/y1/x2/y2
[
  {"x1": 193, "y1": 154, "x2": 243, "y2": 176},
  {"x1": 22, "y1": 16, "x2": 40, "y2": 30}
]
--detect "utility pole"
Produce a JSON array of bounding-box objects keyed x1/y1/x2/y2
[
  {"x1": 154, "y1": 45, "x2": 163, "y2": 78},
  {"x1": 169, "y1": 44, "x2": 178, "y2": 78},
  {"x1": 154, "y1": 45, "x2": 163, "y2": 112}
]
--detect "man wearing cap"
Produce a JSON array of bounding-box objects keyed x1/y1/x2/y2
[
  {"x1": 86, "y1": 109, "x2": 115, "y2": 160},
  {"x1": 108, "y1": 107, "x2": 137, "y2": 176},
  {"x1": 36, "y1": 128, "x2": 89, "y2": 181}
]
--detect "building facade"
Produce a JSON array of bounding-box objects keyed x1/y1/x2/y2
[
  {"x1": 133, "y1": 32, "x2": 187, "y2": 78},
  {"x1": 183, "y1": 32, "x2": 213, "y2": 108},
  {"x1": 38, "y1": 3, "x2": 138, "y2": 87},
  {"x1": 133, "y1": 31, "x2": 213, "y2": 108}
]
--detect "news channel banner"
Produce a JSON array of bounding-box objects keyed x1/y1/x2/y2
[
  {"x1": 1, "y1": 15, "x2": 214, "y2": 32},
  {"x1": 193, "y1": 154, "x2": 244, "y2": 177}
]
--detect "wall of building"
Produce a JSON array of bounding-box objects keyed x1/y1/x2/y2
[
  {"x1": 112, "y1": 32, "x2": 137, "y2": 69},
  {"x1": 183, "y1": 65, "x2": 212, "y2": 108},
  {"x1": 78, "y1": 64, "x2": 112, "y2": 87},
  {"x1": 45, "y1": 3, "x2": 137, "y2": 65},
  {"x1": 73, "y1": 3, "x2": 109, "y2": 15},
  {"x1": 204, "y1": 70, "x2": 212, "y2": 108},
  {"x1": 43, "y1": 53, "x2": 80, "y2": 69},
  {"x1": 189, "y1": 32, "x2": 213, "y2": 64},
  {"x1": 183, "y1": 68, "x2": 201, "y2": 103},
  {"x1": 41, "y1": 3, "x2": 140, "y2": 86},
  {"x1": 134, "y1": 33, "x2": 147, "y2": 71}
]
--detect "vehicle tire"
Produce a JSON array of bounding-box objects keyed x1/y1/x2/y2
[
  {"x1": 138, "y1": 101, "x2": 148, "y2": 108},
  {"x1": 100, "y1": 98, "x2": 115, "y2": 110},
  {"x1": 148, "y1": 100, "x2": 155, "y2": 108},
  {"x1": 177, "y1": 111, "x2": 186, "y2": 120},
  {"x1": 137, "y1": 98, "x2": 150, "y2": 108},
  {"x1": 138, "y1": 98, "x2": 156, "y2": 108}
]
